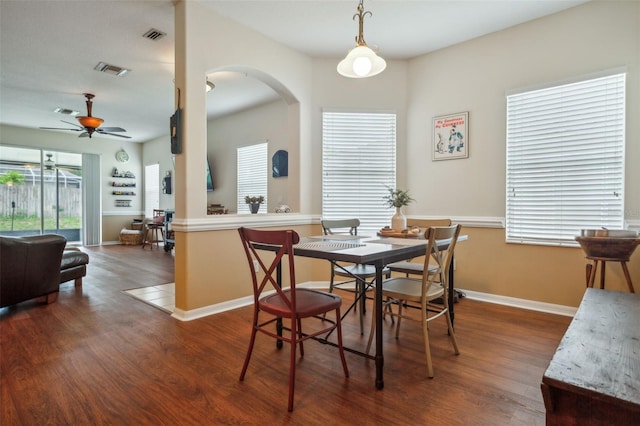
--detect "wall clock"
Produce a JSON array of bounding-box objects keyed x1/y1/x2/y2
[{"x1": 116, "y1": 149, "x2": 130, "y2": 163}]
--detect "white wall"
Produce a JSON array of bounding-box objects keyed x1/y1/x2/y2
[
  {"x1": 141, "y1": 133, "x2": 174, "y2": 213},
  {"x1": 0, "y1": 124, "x2": 144, "y2": 216},
  {"x1": 310, "y1": 58, "x2": 409, "y2": 214},
  {"x1": 207, "y1": 99, "x2": 289, "y2": 213}
]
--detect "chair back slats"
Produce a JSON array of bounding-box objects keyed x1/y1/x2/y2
[
  {"x1": 422, "y1": 224, "x2": 461, "y2": 296},
  {"x1": 321, "y1": 218, "x2": 360, "y2": 235},
  {"x1": 238, "y1": 227, "x2": 300, "y2": 309}
]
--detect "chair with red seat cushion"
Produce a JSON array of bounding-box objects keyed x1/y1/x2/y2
[{"x1": 237, "y1": 227, "x2": 349, "y2": 411}]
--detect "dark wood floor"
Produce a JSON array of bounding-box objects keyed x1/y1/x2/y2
[{"x1": 1, "y1": 244, "x2": 571, "y2": 425}]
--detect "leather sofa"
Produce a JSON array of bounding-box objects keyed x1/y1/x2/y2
[
  {"x1": 60, "y1": 247, "x2": 89, "y2": 286},
  {"x1": 0, "y1": 234, "x2": 67, "y2": 308}
]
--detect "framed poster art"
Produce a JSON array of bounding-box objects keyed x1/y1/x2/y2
[{"x1": 432, "y1": 111, "x2": 469, "y2": 161}]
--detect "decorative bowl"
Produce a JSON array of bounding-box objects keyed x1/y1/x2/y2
[{"x1": 576, "y1": 229, "x2": 640, "y2": 260}]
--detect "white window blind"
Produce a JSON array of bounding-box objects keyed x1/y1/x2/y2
[
  {"x1": 506, "y1": 72, "x2": 625, "y2": 245},
  {"x1": 144, "y1": 164, "x2": 160, "y2": 218},
  {"x1": 237, "y1": 142, "x2": 268, "y2": 214},
  {"x1": 322, "y1": 111, "x2": 397, "y2": 234}
]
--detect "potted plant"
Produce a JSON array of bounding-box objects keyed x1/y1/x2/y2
[
  {"x1": 383, "y1": 187, "x2": 414, "y2": 231},
  {"x1": 245, "y1": 195, "x2": 265, "y2": 214}
]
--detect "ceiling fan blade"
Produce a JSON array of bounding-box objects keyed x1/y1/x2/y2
[
  {"x1": 79, "y1": 132, "x2": 90, "y2": 138},
  {"x1": 98, "y1": 127, "x2": 127, "y2": 132},
  {"x1": 99, "y1": 132, "x2": 132, "y2": 139},
  {"x1": 40, "y1": 127, "x2": 81, "y2": 131},
  {"x1": 61, "y1": 120, "x2": 84, "y2": 129}
]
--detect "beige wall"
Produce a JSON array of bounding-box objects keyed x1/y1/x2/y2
[{"x1": 400, "y1": 1, "x2": 640, "y2": 307}]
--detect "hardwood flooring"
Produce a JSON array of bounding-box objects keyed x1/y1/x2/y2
[{"x1": 0, "y1": 245, "x2": 571, "y2": 425}]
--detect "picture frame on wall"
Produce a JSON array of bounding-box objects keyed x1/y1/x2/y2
[{"x1": 432, "y1": 111, "x2": 469, "y2": 161}]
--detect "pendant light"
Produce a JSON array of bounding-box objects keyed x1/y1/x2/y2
[{"x1": 337, "y1": 0, "x2": 386, "y2": 78}]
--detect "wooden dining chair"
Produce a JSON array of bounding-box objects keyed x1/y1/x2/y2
[
  {"x1": 321, "y1": 218, "x2": 390, "y2": 334},
  {"x1": 237, "y1": 227, "x2": 349, "y2": 412},
  {"x1": 366, "y1": 224, "x2": 462, "y2": 377}
]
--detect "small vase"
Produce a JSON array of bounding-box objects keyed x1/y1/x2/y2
[
  {"x1": 391, "y1": 207, "x2": 406, "y2": 231},
  {"x1": 249, "y1": 203, "x2": 260, "y2": 214}
]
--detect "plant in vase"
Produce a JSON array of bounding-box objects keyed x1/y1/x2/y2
[
  {"x1": 245, "y1": 195, "x2": 265, "y2": 214},
  {"x1": 383, "y1": 187, "x2": 414, "y2": 231}
]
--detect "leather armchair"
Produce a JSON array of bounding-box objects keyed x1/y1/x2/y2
[{"x1": 0, "y1": 235, "x2": 67, "y2": 308}]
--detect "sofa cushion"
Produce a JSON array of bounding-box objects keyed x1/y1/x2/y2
[{"x1": 61, "y1": 250, "x2": 89, "y2": 270}]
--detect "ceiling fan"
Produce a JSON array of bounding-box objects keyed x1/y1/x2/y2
[{"x1": 40, "y1": 93, "x2": 131, "y2": 139}]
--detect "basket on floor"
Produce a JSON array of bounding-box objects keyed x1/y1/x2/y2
[{"x1": 119, "y1": 229, "x2": 143, "y2": 245}]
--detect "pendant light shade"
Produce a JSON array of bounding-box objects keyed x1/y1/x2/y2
[
  {"x1": 337, "y1": 0, "x2": 386, "y2": 78},
  {"x1": 337, "y1": 45, "x2": 386, "y2": 78}
]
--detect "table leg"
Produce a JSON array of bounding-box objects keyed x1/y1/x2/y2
[
  {"x1": 375, "y1": 263, "x2": 384, "y2": 390},
  {"x1": 600, "y1": 261, "x2": 606, "y2": 290}
]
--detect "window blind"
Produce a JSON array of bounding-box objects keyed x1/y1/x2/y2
[
  {"x1": 322, "y1": 111, "x2": 397, "y2": 234},
  {"x1": 237, "y1": 142, "x2": 267, "y2": 214},
  {"x1": 144, "y1": 164, "x2": 160, "y2": 218},
  {"x1": 506, "y1": 72, "x2": 625, "y2": 245}
]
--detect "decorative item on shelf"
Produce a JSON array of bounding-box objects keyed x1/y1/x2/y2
[
  {"x1": 115, "y1": 199, "x2": 131, "y2": 207},
  {"x1": 383, "y1": 187, "x2": 414, "y2": 232},
  {"x1": 275, "y1": 204, "x2": 291, "y2": 213},
  {"x1": 245, "y1": 195, "x2": 265, "y2": 214}
]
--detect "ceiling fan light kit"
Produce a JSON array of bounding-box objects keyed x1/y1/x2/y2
[
  {"x1": 39, "y1": 93, "x2": 131, "y2": 139},
  {"x1": 337, "y1": 0, "x2": 386, "y2": 79}
]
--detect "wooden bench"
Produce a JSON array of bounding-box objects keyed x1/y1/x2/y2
[{"x1": 541, "y1": 288, "x2": 640, "y2": 425}]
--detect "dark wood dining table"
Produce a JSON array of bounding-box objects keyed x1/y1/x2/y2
[{"x1": 277, "y1": 233, "x2": 466, "y2": 390}]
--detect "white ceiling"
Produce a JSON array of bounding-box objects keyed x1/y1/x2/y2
[{"x1": 0, "y1": 0, "x2": 588, "y2": 144}]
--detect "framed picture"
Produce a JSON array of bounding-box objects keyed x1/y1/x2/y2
[{"x1": 432, "y1": 111, "x2": 469, "y2": 161}]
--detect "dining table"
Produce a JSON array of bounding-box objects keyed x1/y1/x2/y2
[{"x1": 266, "y1": 232, "x2": 467, "y2": 390}]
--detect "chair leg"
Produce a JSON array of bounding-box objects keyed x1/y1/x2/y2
[
  {"x1": 358, "y1": 279, "x2": 365, "y2": 335},
  {"x1": 239, "y1": 309, "x2": 260, "y2": 381},
  {"x1": 395, "y1": 300, "x2": 404, "y2": 339},
  {"x1": 445, "y1": 309, "x2": 460, "y2": 355},
  {"x1": 421, "y1": 306, "x2": 435, "y2": 378},
  {"x1": 366, "y1": 303, "x2": 376, "y2": 355},
  {"x1": 288, "y1": 316, "x2": 298, "y2": 412},
  {"x1": 335, "y1": 307, "x2": 349, "y2": 378}
]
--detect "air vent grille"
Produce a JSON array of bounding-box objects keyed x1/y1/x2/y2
[
  {"x1": 53, "y1": 108, "x2": 79, "y2": 116},
  {"x1": 94, "y1": 62, "x2": 130, "y2": 77},
  {"x1": 142, "y1": 28, "x2": 167, "y2": 41}
]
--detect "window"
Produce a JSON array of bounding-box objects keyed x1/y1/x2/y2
[
  {"x1": 144, "y1": 164, "x2": 160, "y2": 218},
  {"x1": 506, "y1": 72, "x2": 626, "y2": 245},
  {"x1": 237, "y1": 142, "x2": 268, "y2": 214},
  {"x1": 322, "y1": 111, "x2": 397, "y2": 234}
]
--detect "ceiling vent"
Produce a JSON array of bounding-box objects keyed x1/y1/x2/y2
[
  {"x1": 53, "y1": 107, "x2": 79, "y2": 116},
  {"x1": 94, "y1": 62, "x2": 130, "y2": 77},
  {"x1": 142, "y1": 28, "x2": 167, "y2": 41}
]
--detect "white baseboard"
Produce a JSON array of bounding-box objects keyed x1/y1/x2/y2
[
  {"x1": 460, "y1": 289, "x2": 576, "y2": 317},
  {"x1": 170, "y1": 281, "x2": 576, "y2": 321}
]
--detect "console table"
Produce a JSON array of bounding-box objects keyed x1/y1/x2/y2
[{"x1": 541, "y1": 288, "x2": 640, "y2": 425}]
